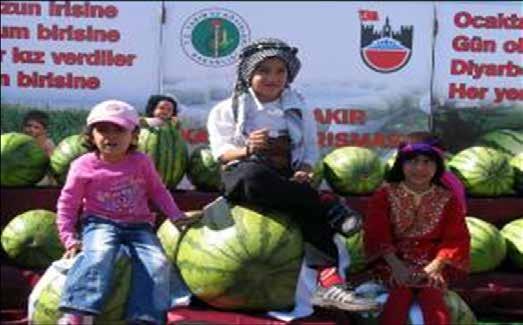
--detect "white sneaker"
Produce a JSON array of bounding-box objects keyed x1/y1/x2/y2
[{"x1": 311, "y1": 285, "x2": 380, "y2": 312}]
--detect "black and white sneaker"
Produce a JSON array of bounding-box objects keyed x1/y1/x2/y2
[{"x1": 311, "y1": 284, "x2": 380, "y2": 312}]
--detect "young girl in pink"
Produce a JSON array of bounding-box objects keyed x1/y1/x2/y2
[{"x1": 56, "y1": 100, "x2": 191, "y2": 325}]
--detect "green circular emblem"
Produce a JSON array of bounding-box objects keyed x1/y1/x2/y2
[{"x1": 181, "y1": 8, "x2": 251, "y2": 67}]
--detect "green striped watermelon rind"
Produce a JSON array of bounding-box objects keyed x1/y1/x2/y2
[
  {"x1": 344, "y1": 231, "x2": 366, "y2": 274},
  {"x1": 176, "y1": 204, "x2": 303, "y2": 311},
  {"x1": 500, "y1": 218, "x2": 523, "y2": 269},
  {"x1": 1, "y1": 132, "x2": 49, "y2": 187},
  {"x1": 49, "y1": 134, "x2": 88, "y2": 184},
  {"x1": 186, "y1": 146, "x2": 221, "y2": 192},
  {"x1": 448, "y1": 147, "x2": 515, "y2": 197},
  {"x1": 138, "y1": 121, "x2": 188, "y2": 189},
  {"x1": 323, "y1": 146, "x2": 384, "y2": 195},
  {"x1": 510, "y1": 153, "x2": 523, "y2": 193},
  {"x1": 1, "y1": 209, "x2": 64, "y2": 269},
  {"x1": 466, "y1": 217, "x2": 507, "y2": 273},
  {"x1": 477, "y1": 129, "x2": 523, "y2": 157}
]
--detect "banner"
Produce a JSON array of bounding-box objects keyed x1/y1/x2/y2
[
  {"x1": 0, "y1": 1, "x2": 162, "y2": 110},
  {"x1": 432, "y1": 1, "x2": 523, "y2": 152},
  {"x1": 161, "y1": 1, "x2": 434, "y2": 156}
]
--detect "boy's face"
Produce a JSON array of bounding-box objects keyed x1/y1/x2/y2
[
  {"x1": 153, "y1": 100, "x2": 175, "y2": 121},
  {"x1": 250, "y1": 57, "x2": 288, "y2": 103},
  {"x1": 23, "y1": 119, "x2": 47, "y2": 138}
]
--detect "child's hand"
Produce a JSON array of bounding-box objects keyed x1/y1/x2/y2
[
  {"x1": 63, "y1": 242, "x2": 82, "y2": 259},
  {"x1": 384, "y1": 253, "x2": 415, "y2": 287},
  {"x1": 172, "y1": 212, "x2": 202, "y2": 229},
  {"x1": 422, "y1": 258, "x2": 447, "y2": 289},
  {"x1": 291, "y1": 170, "x2": 313, "y2": 183}
]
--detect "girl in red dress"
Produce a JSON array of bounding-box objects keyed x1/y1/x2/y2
[{"x1": 364, "y1": 141, "x2": 470, "y2": 325}]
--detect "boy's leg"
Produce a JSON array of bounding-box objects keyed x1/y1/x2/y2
[
  {"x1": 417, "y1": 287, "x2": 451, "y2": 325},
  {"x1": 379, "y1": 287, "x2": 414, "y2": 325},
  {"x1": 124, "y1": 225, "x2": 173, "y2": 324},
  {"x1": 59, "y1": 217, "x2": 121, "y2": 315},
  {"x1": 221, "y1": 160, "x2": 339, "y2": 260}
]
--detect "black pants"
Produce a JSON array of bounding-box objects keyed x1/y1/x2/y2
[{"x1": 221, "y1": 159, "x2": 338, "y2": 263}]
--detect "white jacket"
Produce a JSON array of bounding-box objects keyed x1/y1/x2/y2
[{"x1": 207, "y1": 88, "x2": 319, "y2": 170}]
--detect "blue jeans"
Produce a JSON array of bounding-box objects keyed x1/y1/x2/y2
[{"x1": 59, "y1": 216, "x2": 189, "y2": 324}]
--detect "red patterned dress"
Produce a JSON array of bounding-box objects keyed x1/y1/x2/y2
[
  {"x1": 363, "y1": 182, "x2": 470, "y2": 325},
  {"x1": 364, "y1": 182, "x2": 470, "y2": 285}
]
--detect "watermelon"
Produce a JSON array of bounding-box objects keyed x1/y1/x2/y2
[
  {"x1": 30, "y1": 251, "x2": 131, "y2": 324},
  {"x1": 138, "y1": 120, "x2": 188, "y2": 189},
  {"x1": 157, "y1": 219, "x2": 181, "y2": 264},
  {"x1": 1, "y1": 209, "x2": 64, "y2": 269},
  {"x1": 500, "y1": 218, "x2": 523, "y2": 269},
  {"x1": 49, "y1": 134, "x2": 89, "y2": 184},
  {"x1": 477, "y1": 129, "x2": 523, "y2": 156},
  {"x1": 323, "y1": 147, "x2": 384, "y2": 195},
  {"x1": 186, "y1": 146, "x2": 221, "y2": 192},
  {"x1": 448, "y1": 147, "x2": 514, "y2": 197},
  {"x1": 176, "y1": 204, "x2": 303, "y2": 310},
  {"x1": 345, "y1": 231, "x2": 366, "y2": 274},
  {"x1": 443, "y1": 290, "x2": 477, "y2": 325},
  {"x1": 510, "y1": 153, "x2": 523, "y2": 193},
  {"x1": 466, "y1": 217, "x2": 507, "y2": 273},
  {"x1": 157, "y1": 210, "x2": 202, "y2": 263},
  {"x1": 1, "y1": 132, "x2": 49, "y2": 186}
]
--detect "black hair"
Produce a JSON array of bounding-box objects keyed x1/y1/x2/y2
[
  {"x1": 145, "y1": 95, "x2": 177, "y2": 118},
  {"x1": 386, "y1": 142, "x2": 446, "y2": 186},
  {"x1": 22, "y1": 110, "x2": 50, "y2": 129}
]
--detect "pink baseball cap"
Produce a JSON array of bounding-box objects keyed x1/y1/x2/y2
[{"x1": 86, "y1": 100, "x2": 139, "y2": 131}]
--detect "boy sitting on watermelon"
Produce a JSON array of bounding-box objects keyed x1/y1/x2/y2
[{"x1": 207, "y1": 37, "x2": 379, "y2": 313}]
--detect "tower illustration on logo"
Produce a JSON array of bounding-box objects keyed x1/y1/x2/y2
[
  {"x1": 181, "y1": 8, "x2": 251, "y2": 67},
  {"x1": 360, "y1": 16, "x2": 413, "y2": 73}
]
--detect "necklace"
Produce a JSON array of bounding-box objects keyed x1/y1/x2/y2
[{"x1": 400, "y1": 182, "x2": 434, "y2": 207}]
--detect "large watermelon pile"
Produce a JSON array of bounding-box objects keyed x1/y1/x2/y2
[
  {"x1": 1, "y1": 132, "x2": 49, "y2": 186},
  {"x1": 138, "y1": 120, "x2": 188, "y2": 189},
  {"x1": 466, "y1": 217, "x2": 507, "y2": 273},
  {"x1": 176, "y1": 203, "x2": 303, "y2": 310},
  {"x1": 1, "y1": 209, "x2": 64, "y2": 269},
  {"x1": 29, "y1": 251, "x2": 131, "y2": 324},
  {"x1": 49, "y1": 134, "x2": 89, "y2": 184},
  {"x1": 323, "y1": 147, "x2": 384, "y2": 195},
  {"x1": 448, "y1": 147, "x2": 514, "y2": 197},
  {"x1": 500, "y1": 218, "x2": 523, "y2": 269},
  {"x1": 186, "y1": 146, "x2": 221, "y2": 192}
]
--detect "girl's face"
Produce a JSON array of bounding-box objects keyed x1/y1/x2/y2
[
  {"x1": 91, "y1": 122, "x2": 136, "y2": 163},
  {"x1": 23, "y1": 119, "x2": 46, "y2": 139},
  {"x1": 153, "y1": 100, "x2": 175, "y2": 121},
  {"x1": 250, "y1": 57, "x2": 288, "y2": 103},
  {"x1": 402, "y1": 155, "x2": 437, "y2": 191}
]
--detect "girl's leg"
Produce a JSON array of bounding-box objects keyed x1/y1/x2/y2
[
  {"x1": 59, "y1": 217, "x2": 121, "y2": 315},
  {"x1": 124, "y1": 225, "x2": 173, "y2": 324},
  {"x1": 379, "y1": 287, "x2": 414, "y2": 325},
  {"x1": 417, "y1": 287, "x2": 451, "y2": 325}
]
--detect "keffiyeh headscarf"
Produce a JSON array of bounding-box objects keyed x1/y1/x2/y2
[{"x1": 232, "y1": 38, "x2": 301, "y2": 111}]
